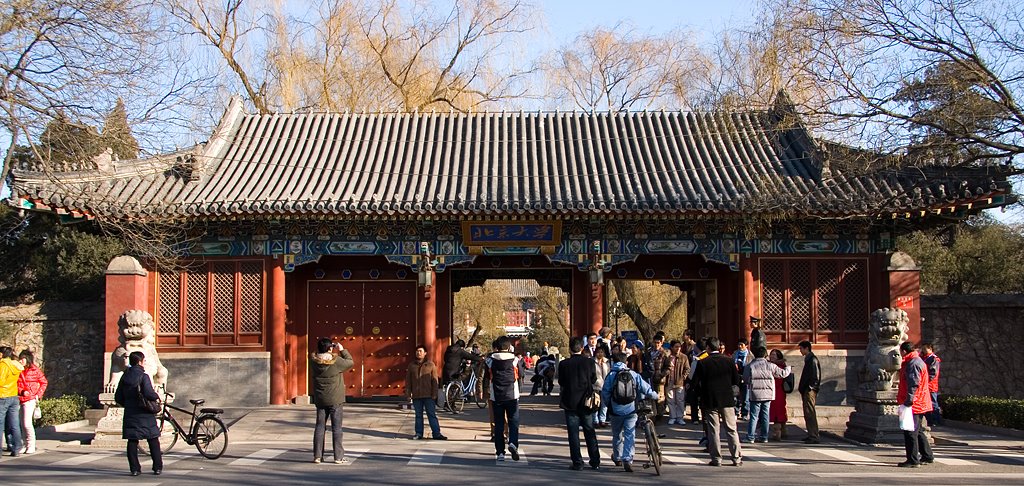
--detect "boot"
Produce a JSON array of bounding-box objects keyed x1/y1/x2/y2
[
  {"x1": 780, "y1": 421, "x2": 789, "y2": 439},
  {"x1": 770, "y1": 423, "x2": 782, "y2": 441}
]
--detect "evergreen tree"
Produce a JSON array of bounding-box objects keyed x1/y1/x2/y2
[{"x1": 101, "y1": 98, "x2": 140, "y2": 160}]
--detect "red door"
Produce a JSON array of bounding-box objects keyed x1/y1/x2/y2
[{"x1": 307, "y1": 281, "x2": 416, "y2": 398}]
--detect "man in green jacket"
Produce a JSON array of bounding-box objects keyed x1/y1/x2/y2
[{"x1": 311, "y1": 338, "x2": 355, "y2": 464}]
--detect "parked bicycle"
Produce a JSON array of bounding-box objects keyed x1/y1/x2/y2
[
  {"x1": 157, "y1": 392, "x2": 229, "y2": 459},
  {"x1": 636, "y1": 398, "x2": 662, "y2": 475},
  {"x1": 444, "y1": 364, "x2": 486, "y2": 413}
]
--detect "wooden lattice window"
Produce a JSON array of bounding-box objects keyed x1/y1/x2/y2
[
  {"x1": 759, "y1": 257, "x2": 869, "y2": 342},
  {"x1": 157, "y1": 260, "x2": 266, "y2": 347}
]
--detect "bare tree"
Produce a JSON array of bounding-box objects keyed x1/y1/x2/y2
[
  {"x1": 357, "y1": 0, "x2": 535, "y2": 112},
  {"x1": 452, "y1": 282, "x2": 514, "y2": 346},
  {"x1": 1, "y1": 0, "x2": 199, "y2": 182},
  {"x1": 609, "y1": 280, "x2": 688, "y2": 343},
  {"x1": 690, "y1": 1, "x2": 830, "y2": 112},
  {"x1": 766, "y1": 0, "x2": 1024, "y2": 168},
  {"x1": 545, "y1": 23, "x2": 699, "y2": 112},
  {"x1": 162, "y1": 0, "x2": 270, "y2": 113}
]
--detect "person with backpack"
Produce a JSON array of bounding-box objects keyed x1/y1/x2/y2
[
  {"x1": 486, "y1": 336, "x2": 521, "y2": 462},
  {"x1": 600, "y1": 352, "x2": 658, "y2": 473}
]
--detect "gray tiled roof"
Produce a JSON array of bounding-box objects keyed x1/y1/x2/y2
[{"x1": 10, "y1": 97, "x2": 1013, "y2": 219}]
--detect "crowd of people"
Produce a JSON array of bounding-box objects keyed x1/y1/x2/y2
[{"x1": 2, "y1": 325, "x2": 945, "y2": 476}]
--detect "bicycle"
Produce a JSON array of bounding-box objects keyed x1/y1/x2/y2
[
  {"x1": 156, "y1": 392, "x2": 230, "y2": 459},
  {"x1": 636, "y1": 398, "x2": 663, "y2": 475},
  {"x1": 444, "y1": 365, "x2": 486, "y2": 413}
]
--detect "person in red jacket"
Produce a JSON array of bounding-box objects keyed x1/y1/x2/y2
[
  {"x1": 17, "y1": 350, "x2": 47, "y2": 454},
  {"x1": 896, "y1": 342, "x2": 934, "y2": 468},
  {"x1": 920, "y1": 343, "x2": 942, "y2": 426}
]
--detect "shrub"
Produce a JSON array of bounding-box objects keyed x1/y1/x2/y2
[
  {"x1": 36, "y1": 394, "x2": 88, "y2": 427},
  {"x1": 940, "y1": 395, "x2": 1024, "y2": 430}
]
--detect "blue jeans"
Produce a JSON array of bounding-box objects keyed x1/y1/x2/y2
[
  {"x1": 565, "y1": 410, "x2": 600, "y2": 467},
  {"x1": 313, "y1": 404, "x2": 344, "y2": 461},
  {"x1": 0, "y1": 397, "x2": 21, "y2": 455},
  {"x1": 927, "y1": 392, "x2": 942, "y2": 426},
  {"x1": 609, "y1": 413, "x2": 638, "y2": 463},
  {"x1": 492, "y1": 399, "x2": 520, "y2": 455},
  {"x1": 413, "y1": 398, "x2": 442, "y2": 438},
  {"x1": 736, "y1": 387, "x2": 750, "y2": 417},
  {"x1": 746, "y1": 400, "x2": 770, "y2": 441},
  {"x1": 593, "y1": 403, "x2": 607, "y2": 424}
]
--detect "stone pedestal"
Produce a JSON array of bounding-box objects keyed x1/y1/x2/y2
[
  {"x1": 91, "y1": 393, "x2": 127, "y2": 448},
  {"x1": 845, "y1": 388, "x2": 904, "y2": 444},
  {"x1": 92, "y1": 391, "x2": 176, "y2": 449}
]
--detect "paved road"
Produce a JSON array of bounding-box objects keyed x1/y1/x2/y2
[{"x1": 4, "y1": 397, "x2": 1023, "y2": 485}]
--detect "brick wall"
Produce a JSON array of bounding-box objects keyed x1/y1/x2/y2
[
  {"x1": 921, "y1": 294, "x2": 1024, "y2": 399},
  {"x1": 0, "y1": 302, "x2": 105, "y2": 405}
]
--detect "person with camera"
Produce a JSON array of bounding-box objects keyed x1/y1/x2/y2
[
  {"x1": 310, "y1": 338, "x2": 355, "y2": 464},
  {"x1": 114, "y1": 351, "x2": 163, "y2": 476}
]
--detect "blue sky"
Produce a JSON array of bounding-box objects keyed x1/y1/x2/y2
[{"x1": 539, "y1": 0, "x2": 754, "y2": 42}]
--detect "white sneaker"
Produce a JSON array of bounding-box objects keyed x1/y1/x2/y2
[
  {"x1": 669, "y1": 418, "x2": 678, "y2": 425},
  {"x1": 508, "y1": 444, "x2": 520, "y2": 461},
  {"x1": 496, "y1": 453, "x2": 506, "y2": 462},
  {"x1": 679, "y1": 419, "x2": 687, "y2": 426}
]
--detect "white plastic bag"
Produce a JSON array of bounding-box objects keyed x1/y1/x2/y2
[
  {"x1": 898, "y1": 404, "x2": 915, "y2": 431},
  {"x1": 33, "y1": 406, "x2": 41, "y2": 420}
]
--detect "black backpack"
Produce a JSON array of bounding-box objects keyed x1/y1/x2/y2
[{"x1": 611, "y1": 370, "x2": 637, "y2": 405}]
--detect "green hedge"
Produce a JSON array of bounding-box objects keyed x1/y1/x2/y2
[
  {"x1": 36, "y1": 395, "x2": 88, "y2": 427},
  {"x1": 940, "y1": 395, "x2": 1024, "y2": 430}
]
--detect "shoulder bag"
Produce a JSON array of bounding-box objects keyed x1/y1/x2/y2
[{"x1": 137, "y1": 385, "x2": 162, "y2": 414}]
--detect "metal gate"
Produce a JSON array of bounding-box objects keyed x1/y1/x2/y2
[{"x1": 307, "y1": 281, "x2": 416, "y2": 398}]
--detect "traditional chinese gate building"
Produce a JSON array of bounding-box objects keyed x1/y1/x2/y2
[{"x1": 9, "y1": 95, "x2": 1014, "y2": 406}]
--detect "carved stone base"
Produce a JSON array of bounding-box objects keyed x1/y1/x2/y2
[
  {"x1": 92, "y1": 392, "x2": 175, "y2": 449},
  {"x1": 844, "y1": 389, "x2": 905, "y2": 444}
]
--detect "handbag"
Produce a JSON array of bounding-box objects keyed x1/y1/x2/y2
[
  {"x1": 33, "y1": 406, "x2": 42, "y2": 420},
  {"x1": 582, "y1": 390, "x2": 601, "y2": 412},
  {"x1": 783, "y1": 373, "x2": 796, "y2": 394},
  {"x1": 137, "y1": 385, "x2": 162, "y2": 414}
]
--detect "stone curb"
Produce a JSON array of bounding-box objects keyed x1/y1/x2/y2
[
  {"x1": 934, "y1": 419, "x2": 1024, "y2": 444},
  {"x1": 39, "y1": 419, "x2": 90, "y2": 433}
]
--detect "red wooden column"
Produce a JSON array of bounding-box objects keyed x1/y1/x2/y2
[
  {"x1": 104, "y1": 256, "x2": 149, "y2": 355},
  {"x1": 269, "y1": 257, "x2": 287, "y2": 405},
  {"x1": 589, "y1": 282, "x2": 604, "y2": 335},
  {"x1": 418, "y1": 269, "x2": 437, "y2": 364},
  {"x1": 741, "y1": 255, "x2": 757, "y2": 341},
  {"x1": 887, "y1": 252, "x2": 922, "y2": 343}
]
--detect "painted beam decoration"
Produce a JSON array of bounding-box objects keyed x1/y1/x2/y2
[
  {"x1": 461, "y1": 221, "x2": 561, "y2": 246},
  {"x1": 180, "y1": 218, "x2": 879, "y2": 272}
]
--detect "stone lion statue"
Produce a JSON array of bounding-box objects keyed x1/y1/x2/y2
[
  {"x1": 860, "y1": 308, "x2": 909, "y2": 391},
  {"x1": 105, "y1": 310, "x2": 169, "y2": 393}
]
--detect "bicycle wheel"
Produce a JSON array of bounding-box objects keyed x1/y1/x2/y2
[
  {"x1": 446, "y1": 382, "x2": 465, "y2": 413},
  {"x1": 192, "y1": 416, "x2": 229, "y2": 459},
  {"x1": 161, "y1": 428, "x2": 179, "y2": 454},
  {"x1": 644, "y1": 420, "x2": 662, "y2": 476}
]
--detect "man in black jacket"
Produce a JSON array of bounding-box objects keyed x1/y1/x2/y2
[
  {"x1": 798, "y1": 341, "x2": 821, "y2": 444},
  {"x1": 558, "y1": 337, "x2": 601, "y2": 471},
  {"x1": 692, "y1": 337, "x2": 743, "y2": 467}
]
